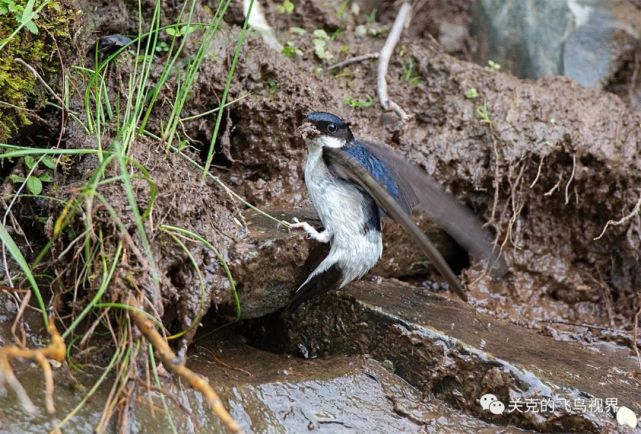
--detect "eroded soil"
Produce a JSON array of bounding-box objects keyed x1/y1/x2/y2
[{"x1": 2, "y1": 0, "x2": 641, "y2": 431}]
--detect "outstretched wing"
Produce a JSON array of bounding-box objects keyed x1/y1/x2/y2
[
  {"x1": 323, "y1": 146, "x2": 468, "y2": 301},
  {"x1": 360, "y1": 140, "x2": 506, "y2": 276}
]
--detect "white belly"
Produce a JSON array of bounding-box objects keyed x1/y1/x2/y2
[{"x1": 304, "y1": 148, "x2": 383, "y2": 286}]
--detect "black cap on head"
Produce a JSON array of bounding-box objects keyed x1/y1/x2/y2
[{"x1": 305, "y1": 112, "x2": 353, "y2": 141}]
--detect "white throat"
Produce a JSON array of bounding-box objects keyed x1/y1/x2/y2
[{"x1": 307, "y1": 134, "x2": 346, "y2": 150}]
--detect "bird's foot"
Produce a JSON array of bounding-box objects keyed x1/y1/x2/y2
[{"x1": 290, "y1": 218, "x2": 331, "y2": 243}]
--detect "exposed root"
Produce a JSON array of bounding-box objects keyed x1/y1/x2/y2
[
  {"x1": 634, "y1": 306, "x2": 641, "y2": 371},
  {"x1": 377, "y1": 0, "x2": 411, "y2": 120},
  {"x1": 544, "y1": 172, "x2": 563, "y2": 196},
  {"x1": 501, "y1": 159, "x2": 526, "y2": 250},
  {"x1": 529, "y1": 155, "x2": 545, "y2": 188},
  {"x1": 328, "y1": 53, "x2": 379, "y2": 71},
  {"x1": 594, "y1": 194, "x2": 641, "y2": 240},
  {"x1": 244, "y1": 0, "x2": 282, "y2": 51},
  {"x1": 0, "y1": 316, "x2": 66, "y2": 415},
  {"x1": 564, "y1": 153, "x2": 576, "y2": 205},
  {"x1": 126, "y1": 296, "x2": 244, "y2": 434}
]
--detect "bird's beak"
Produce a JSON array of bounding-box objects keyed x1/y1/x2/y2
[{"x1": 297, "y1": 121, "x2": 320, "y2": 141}]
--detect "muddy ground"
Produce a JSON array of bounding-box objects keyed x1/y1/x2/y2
[
  {"x1": 2, "y1": 0, "x2": 641, "y2": 431},
  {"x1": 48, "y1": 0, "x2": 641, "y2": 337}
]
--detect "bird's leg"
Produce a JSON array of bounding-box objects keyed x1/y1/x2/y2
[{"x1": 290, "y1": 217, "x2": 331, "y2": 243}]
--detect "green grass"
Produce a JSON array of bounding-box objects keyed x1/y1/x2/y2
[{"x1": 0, "y1": 0, "x2": 278, "y2": 428}]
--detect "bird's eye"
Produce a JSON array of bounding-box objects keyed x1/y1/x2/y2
[{"x1": 327, "y1": 123, "x2": 337, "y2": 133}]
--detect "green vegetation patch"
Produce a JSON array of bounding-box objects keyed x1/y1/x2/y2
[{"x1": 0, "y1": 1, "x2": 78, "y2": 142}]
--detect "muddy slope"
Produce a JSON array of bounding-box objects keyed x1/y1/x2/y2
[
  {"x1": 221, "y1": 0, "x2": 641, "y2": 329},
  {"x1": 6, "y1": 0, "x2": 639, "y2": 343}
]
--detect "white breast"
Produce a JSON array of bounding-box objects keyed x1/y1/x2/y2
[{"x1": 303, "y1": 143, "x2": 383, "y2": 286}]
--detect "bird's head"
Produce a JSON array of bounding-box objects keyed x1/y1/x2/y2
[{"x1": 299, "y1": 112, "x2": 354, "y2": 149}]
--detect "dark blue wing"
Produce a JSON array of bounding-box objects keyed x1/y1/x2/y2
[{"x1": 339, "y1": 142, "x2": 408, "y2": 212}]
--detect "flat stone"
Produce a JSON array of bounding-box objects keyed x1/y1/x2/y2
[
  {"x1": 137, "y1": 341, "x2": 529, "y2": 433},
  {"x1": 247, "y1": 280, "x2": 641, "y2": 432},
  {"x1": 228, "y1": 208, "x2": 464, "y2": 318}
]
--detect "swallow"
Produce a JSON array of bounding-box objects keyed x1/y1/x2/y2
[{"x1": 289, "y1": 112, "x2": 504, "y2": 309}]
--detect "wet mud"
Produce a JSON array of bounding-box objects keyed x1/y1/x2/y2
[
  {"x1": 3, "y1": 0, "x2": 641, "y2": 432},
  {"x1": 31, "y1": 0, "x2": 641, "y2": 334}
]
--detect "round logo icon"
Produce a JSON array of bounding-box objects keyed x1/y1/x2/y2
[
  {"x1": 489, "y1": 400, "x2": 506, "y2": 415},
  {"x1": 480, "y1": 393, "x2": 498, "y2": 410}
]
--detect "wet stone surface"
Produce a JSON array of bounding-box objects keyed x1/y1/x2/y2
[
  {"x1": 243, "y1": 281, "x2": 641, "y2": 433},
  {"x1": 138, "y1": 341, "x2": 530, "y2": 433}
]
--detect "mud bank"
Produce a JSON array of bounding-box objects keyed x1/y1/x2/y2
[{"x1": 1, "y1": 0, "x2": 641, "y2": 431}]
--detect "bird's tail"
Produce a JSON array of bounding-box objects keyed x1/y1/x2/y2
[{"x1": 286, "y1": 264, "x2": 343, "y2": 311}]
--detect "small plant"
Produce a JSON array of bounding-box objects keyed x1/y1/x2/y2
[
  {"x1": 9, "y1": 155, "x2": 57, "y2": 195},
  {"x1": 476, "y1": 99, "x2": 492, "y2": 124},
  {"x1": 312, "y1": 29, "x2": 333, "y2": 61},
  {"x1": 464, "y1": 88, "x2": 479, "y2": 99},
  {"x1": 289, "y1": 26, "x2": 306, "y2": 35},
  {"x1": 402, "y1": 60, "x2": 421, "y2": 86},
  {"x1": 487, "y1": 60, "x2": 501, "y2": 71},
  {"x1": 276, "y1": 0, "x2": 294, "y2": 14},
  {"x1": 0, "y1": 0, "x2": 39, "y2": 33},
  {"x1": 337, "y1": 0, "x2": 350, "y2": 19},
  {"x1": 155, "y1": 40, "x2": 170, "y2": 53},
  {"x1": 266, "y1": 79, "x2": 279, "y2": 95},
  {"x1": 282, "y1": 41, "x2": 302, "y2": 58},
  {"x1": 165, "y1": 24, "x2": 197, "y2": 37},
  {"x1": 344, "y1": 95, "x2": 373, "y2": 108}
]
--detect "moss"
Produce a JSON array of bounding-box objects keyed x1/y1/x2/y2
[{"x1": 0, "y1": 1, "x2": 80, "y2": 142}]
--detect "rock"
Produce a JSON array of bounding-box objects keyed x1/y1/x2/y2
[
  {"x1": 244, "y1": 280, "x2": 640, "y2": 432},
  {"x1": 140, "y1": 343, "x2": 531, "y2": 433},
  {"x1": 230, "y1": 208, "x2": 465, "y2": 318},
  {"x1": 470, "y1": 0, "x2": 641, "y2": 88}
]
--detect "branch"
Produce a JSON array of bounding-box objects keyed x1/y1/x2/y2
[{"x1": 377, "y1": 1, "x2": 412, "y2": 120}]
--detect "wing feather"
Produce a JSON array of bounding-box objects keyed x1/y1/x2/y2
[
  {"x1": 360, "y1": 140, "x2": 506, "y2": 276},
  {"x1": 323, "y1": 147, "x2": 468, "y2": 301}
]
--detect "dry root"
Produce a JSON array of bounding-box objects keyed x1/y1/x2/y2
[
  {"x1": 126, "y1": 296, "x2": 244, "y2": 434},
  {"x1": 594, "y1": 194, "x2": 641, "y2": 240},
  {"x1": 0, "y1": 316, "x2": 66, "y2": 415},
  {"x1": 377, "y1": 0, "x2": 412, "y2": 120}
]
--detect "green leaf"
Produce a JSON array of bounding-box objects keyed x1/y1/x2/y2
[
  {"x1": 26, "y1": 176, "x2": 42, "y2": 195},
  {"x1": 24, "y1": 155, "x2": 36, "y2": 168},
  {"x1": 42, "y1": 156, "x2": 57, "y2": 169},
  {"x1": 165, "y1": 27, "x2": 178, "y2": 37},
  {"x1": 276, "y1": 0, "x2": 294, "y2": 14},
  {"x1": 289, "y1": 27, "x2": 306, "y2": 35},
  {"x1": 9, "y1": 174, "x2": 24, "y2": 183},
  {"x1": 344, "y1": 95, "x2": 373, "y2": 108},
  {"x1": 464, "y1": 88, "x2": 479, "y2": 99},
  {"x1": 182, "y1": 25, "x2": 196, "y2": 36},
  {"x1": 20, "y1": 0, "x2": 38, "y2": 34},
  {"x1": 38, "y1": 172, "x2": 54, "y2": 182},
  {"x1": 313, "y1": 29, "x2": 330, "y2": 40},
  {"x1": 0, "y1": 224, "x2": 48, "y2": 326},
  {"x1": 24, "y1": 19, "x2": 38, "y2": 34}
]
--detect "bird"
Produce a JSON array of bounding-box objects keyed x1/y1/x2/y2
[{"x1": 288, "y1": 111, "x2": 504, "y2": 310}]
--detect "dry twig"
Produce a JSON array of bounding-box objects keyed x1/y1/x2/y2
[
  {"x1": 328, "y1": 53, "x2": 379, "y2": 70},
  {"x1": 377, "y1": 1, "x2": 412, "y2": 120},
  {"x1": 127, "y1": 296, "x2": 244, "y2": 433}
]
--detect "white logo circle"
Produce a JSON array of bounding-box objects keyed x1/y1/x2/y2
[
  {"x1": 489, "y1": 400, "x2": 506, "y2": 415},
  {"x1": 480, "y1": 393, "x2": 498, "y2": 410}
]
